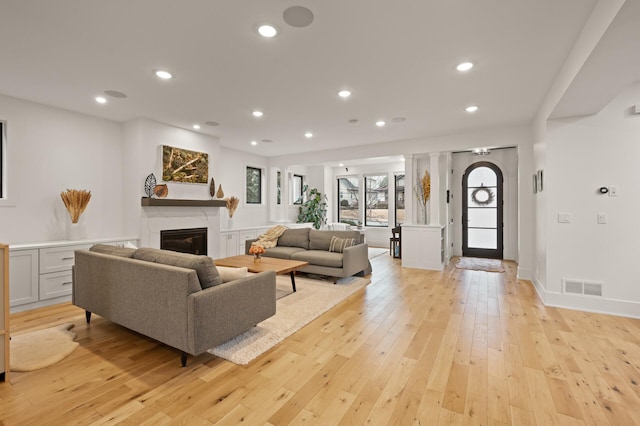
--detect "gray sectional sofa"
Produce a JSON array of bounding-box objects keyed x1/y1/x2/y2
[
  {"x1": 72, "y1": 245, "x2": 276, "y2": 366},
  {"x1": 245, "y1": 228, "x2": 371, "y2": 280}
]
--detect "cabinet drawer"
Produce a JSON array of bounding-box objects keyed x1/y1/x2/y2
[
  {"x1": 238, "y1": 230, "x2": 257, "y2": 242},
  {"x1": 39, "y1": 271, "x2": 74, "y2": 300},
  {"x1": 39, "y1": 244, "x2": 92, "y2": 274}
]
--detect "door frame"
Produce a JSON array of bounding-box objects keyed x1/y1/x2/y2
[{"x1": 462, "y1": 161, "x2": 504, "y2": 259}]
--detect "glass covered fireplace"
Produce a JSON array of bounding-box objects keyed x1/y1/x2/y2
[{"x1": 160, "y1": 227, "x2": 208, "y2": 255}]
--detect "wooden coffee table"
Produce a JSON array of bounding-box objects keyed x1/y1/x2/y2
[{"x1": 214, "y1": 255, "x2": 309, "y2": 292}]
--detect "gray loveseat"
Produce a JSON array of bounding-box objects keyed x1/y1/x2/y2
[
  {"x1": 246, "y1": 228, "x2": 371, "y2": 280},
  {"x1": 72, "y1": 245, "x2": 276, "y2": 366}
]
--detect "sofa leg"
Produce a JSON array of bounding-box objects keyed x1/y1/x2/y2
[
  {"x1": 180, "y1": 352, "x2": 188, "y2": 367},
  {"x1": 85, "y1": 311, "x2": 92, "y2": 324}
]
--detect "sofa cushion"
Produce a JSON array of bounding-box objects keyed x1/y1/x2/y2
[
  {"x1": 309, "y1": 229, "x2": 363, "y2": 251},
  {"x1": 89, "y1": 244, "x2": 136, "y2": 258},
  {"x1": 291, "y1": 250, "x2": 343, "y2": 268},
  {"x1": 329, "y1": 236, "x2": 356, "y2": 253},
  {"x1": 264, "y1": 246, "x2": 306, "y2": 259},
  {"x1": 277, "y1": 228, "x2": 310, "y2": 249},
  {"x1": 217, "y1": 266, "x2": 249, "y2": 282},
  {"x1": 133, "y1": 248, "x2": 223, "y2": 289}
]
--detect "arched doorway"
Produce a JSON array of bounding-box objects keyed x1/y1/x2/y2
[{"x1": 462, "y1": 161, "x2": 504, "y2": 259}]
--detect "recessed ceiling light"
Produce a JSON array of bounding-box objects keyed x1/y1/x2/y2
[
  {"x1": 456, "y1": 62, "x2": 474, "y2": 72},
  {"x1": 251, "y1": 140, "x2": 258, "y2": 146},
  {"x1": 193, "y1": 124, "x2": 201, "y2": 130},
  {"x1": 339, "y1": 163, "x2": 344, "y2": 167},
  {"x1": 338, "y1": 90, "x2": 352, "y2": 98},
  {"x1": 104, "y1": 90, "x2": 127, "y2": 99},
  {"x1": 155, "y1": 70, "x2": 173, "y2": 80},
  {"x1": 375, "y1": 120, "x2": 386, "y2": 127},
  {"x1": 258, "y1": 25, "x2": 277, "y2": 38},
  {"x1": 304, "y1": 132, "x2": 313, "y2": 138},
  {"x1": 252, "y1": 110, "x2": 264, "y2": 117},
  {"x1": 95, "y1": 96, "x2": 107, "y2": 104},
  {"x1": 465, "y1": 105, "x2": 479, "y2": 113}
]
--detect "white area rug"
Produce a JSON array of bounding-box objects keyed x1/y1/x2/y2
[
  {"x1": 368, "y1": 247, "x2": 388, "y2": 259},
  {"x1": 208, "y1": 274, "x2": 369, "y2": 365},
  {"x1": 11, "y1": 323, "x2": 79, "y2": 372}
]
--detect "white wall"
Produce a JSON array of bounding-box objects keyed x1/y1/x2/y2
[
  {"x1": 0, "y1": 94, "x2": 124, "y2": 244},
  {"x1": 541, "y1": 82, "x2": 640, "y2": 317},
  {"x1": 218, "y1": 146, "x2": 269, "y2": 229},
  {"x1": 122, "y1": 118, "x2": 223, "y2": 236},
  {"x1": 452, "y1": 148, "x2": 519, "y2": 261}
]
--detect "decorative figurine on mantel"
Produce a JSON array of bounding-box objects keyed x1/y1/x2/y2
[
  {"x1": 209, "y1": 178, "x2": 216, "y2": 199},
  {"x1": 216, "y1": 184, "x2": 224, "y2": 199},
  {"x1": 144, "y1": 173, "x2": 157, "y2": 197}
]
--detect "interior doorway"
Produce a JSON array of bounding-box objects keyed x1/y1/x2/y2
[{"x1": 462, "y1": 161, "x2": 504, "y2": 259}]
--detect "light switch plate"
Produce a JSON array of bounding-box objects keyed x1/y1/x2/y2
[
  {"x1": 597, "y1": 213, "x2": 607, "y2": 224},
  {"x1": 558, "y1": 213, "x2": 571, "y2": 223}
]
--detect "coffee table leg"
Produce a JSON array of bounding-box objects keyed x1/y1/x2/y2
[{"x1": 290, "y1": 271, "x2": 297, "y2": 292}]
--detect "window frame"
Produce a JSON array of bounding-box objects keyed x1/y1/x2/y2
[
  {"x1": 364, "y1": 174, "x2": 389, "y2": 228},
  {"x1": 394, "y1": 173, "x2": 405, "y2": 227},
  {"x1": 337, "y1": 176, "x2": 360, "y2": 226},
  {"x1": 292, "y1": 174, "x2": 304, "y2": 205},
  {"x1": 245, "y1": 165, "x2": 264, "y2": 205}
]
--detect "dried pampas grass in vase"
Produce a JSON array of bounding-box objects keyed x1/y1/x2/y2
[
  {"x1": 225, "y1": 196, "x2": 240, "y2": 218},
  {"x1": 61, "y1": 189, "x2": 92, "y2": 223}
]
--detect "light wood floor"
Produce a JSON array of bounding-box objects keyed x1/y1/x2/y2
[{"x1": 2, "y1": 253, "x2": 640, "y2": 425}]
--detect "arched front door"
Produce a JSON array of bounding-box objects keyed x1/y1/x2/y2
[{"x1": 462, "y1": 161, "x2": 503, "y2": 259}]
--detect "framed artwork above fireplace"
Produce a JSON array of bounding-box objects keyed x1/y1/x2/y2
[{"x1": 162, "y1": 145, "x2": 209, "y2": 184}]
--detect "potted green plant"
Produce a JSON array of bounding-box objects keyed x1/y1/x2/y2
[{"x1": 297, "y1": 185, "x2": 327, "y2": 229}]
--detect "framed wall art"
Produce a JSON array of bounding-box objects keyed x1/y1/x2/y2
[{"x1": 162, "y1": 145, "x2": 209, "y2": 184}]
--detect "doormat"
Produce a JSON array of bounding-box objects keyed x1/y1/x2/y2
[{"x1": 455, "y1": 257, "x2": 505, "y2": 272}]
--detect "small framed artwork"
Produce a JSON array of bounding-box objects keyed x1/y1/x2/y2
[
  {"x1": 537, "y1": 169, "x2": 544, "y2": 192},
  {"x1": 533, "y1": 174, "x2": 538, "y2": 194}
]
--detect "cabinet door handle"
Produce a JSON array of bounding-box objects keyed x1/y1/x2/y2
[
  {"x1": 62, "y1": 281, "x2": 72, "y2": 285},
  {"x1": 62, "y1": 257, "x2": 74, "y2": 260}
]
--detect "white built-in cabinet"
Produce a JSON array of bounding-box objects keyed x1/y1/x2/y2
[
  {"x1": 9, "y1": 237, "x2": 138, "y2": 312},
  {"x1": 401, "y1": 225, "x2": 446, "y2": 271},
  {"x1": 219, "y1": 227, "x2": 271, "y2": 258}
]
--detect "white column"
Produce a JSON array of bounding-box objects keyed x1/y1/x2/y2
[
  {"x1": 404, "y1": 154, "x2": 415, "y2": 225},
  {"x1": 429, "y1": 152, "x2": 441, "y2": 226}
]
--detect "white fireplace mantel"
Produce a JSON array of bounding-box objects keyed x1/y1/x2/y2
[{"x1": 140, "y1": 206, "x2": 221, "y2": 258}]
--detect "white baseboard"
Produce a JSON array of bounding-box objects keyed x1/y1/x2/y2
[
  {"x1": 527, "y1": 279, "x2": 640, "y2": 319},
  {"x1": 516, "y1": 267, "x2": 532, "y2": 281}
]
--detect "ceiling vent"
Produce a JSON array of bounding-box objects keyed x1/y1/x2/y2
[{"x1": 563, "y1": 278, "x2": 603, "y2": 297}]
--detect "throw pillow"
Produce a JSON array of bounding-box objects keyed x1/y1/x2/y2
[
  {"x1": 217, "y1": 266, "x2": 249, "y2": 283},
  {"x1": 329, "y1": 236, "x2": 356, "y2": 253}
]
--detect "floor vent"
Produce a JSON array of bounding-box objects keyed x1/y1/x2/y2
[{"x1": 563, "y1": 279, "x2": 604, "y2": 297}]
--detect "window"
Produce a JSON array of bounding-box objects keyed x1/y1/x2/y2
[
  {"x1": 365, "y1": 174, "x2": 388, "y2": 227},
  {"x1": 276, "y1": 171, "x2": 281, "y2": 204},
  {"x1": 337, "y1": 177, "x2": 359, "y2": 225},
  {"x1": 246, "y1": 166, "x2": 262, "y2": 204},
  {"x1": 395, "y1": 174, "x2": 405, "y2": 226},
  {"x1": 292, "y1": 174, "x2": 303, "y2": 204}
]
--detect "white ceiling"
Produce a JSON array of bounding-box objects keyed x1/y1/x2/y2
[{"x1": 0, "y1": 0, "x2": 619, "y2": 158}]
